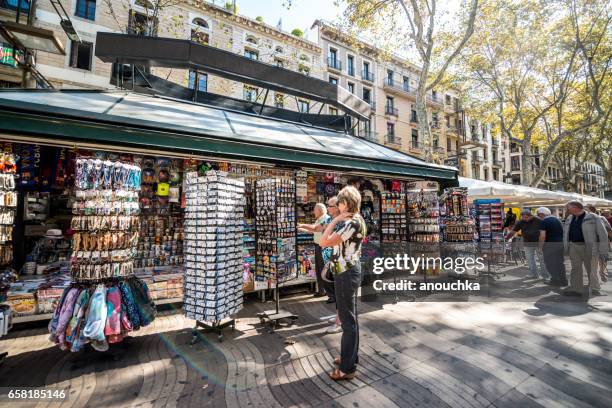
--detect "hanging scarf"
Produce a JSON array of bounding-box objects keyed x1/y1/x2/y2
[
  {"x1": 71, "y1": 288, "x2": 93, "y2": 353},
  {"x1": 65, "y1": 288, "x2": 90, "y2": 349},
  {"x1": 104, "y1": 286, "x2": 123, "y2": 343},
  {"x1": 119, "y1": 281, "x2": 140, "y2": 331},
  {"x1": 48, "y1": 286, "x2": 71, "y2": 341},
  {"x1": 55, "y1": 288, "x2": 80, "y2": 348},
  {"x1": 83, "y1": 285, "x2": 107, "y2": 342},
  {"x1": 128, "y1": 278, "x2": 156, "y2": 327}
]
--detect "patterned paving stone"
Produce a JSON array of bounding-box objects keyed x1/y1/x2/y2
[{"x1": 0, "y1": 279, "x2": 610, "y2": 408}]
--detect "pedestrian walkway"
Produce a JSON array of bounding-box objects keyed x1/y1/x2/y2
[{"x1": 0, "y1": 267, "x2": 610, "y2": 408}]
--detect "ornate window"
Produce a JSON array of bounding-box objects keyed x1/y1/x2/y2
[{"x1": 191, "y1": 18, "x2": 210, "y2": 45}]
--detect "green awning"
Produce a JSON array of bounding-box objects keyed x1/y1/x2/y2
[{"x1": 0, "y1": 90, "x2": 457, "y2": 182}]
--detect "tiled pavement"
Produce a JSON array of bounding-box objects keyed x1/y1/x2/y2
[{"x1": 0, "y1": 265, "x2": 611, "y2": 408}]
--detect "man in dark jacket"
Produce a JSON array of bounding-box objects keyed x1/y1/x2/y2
[{"x1": 563, "y1": 201, "x2": 609, "y2": 297}]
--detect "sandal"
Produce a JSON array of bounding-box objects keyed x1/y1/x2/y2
[
  {"x1": 329, "y1": 368, "x2": 355, "y2": 381},
  {"x1": 334, "y1": 357, "x2": 341, "y2": 365}
]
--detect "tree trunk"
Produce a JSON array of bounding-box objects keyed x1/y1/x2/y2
[
  {"x1": 521, "y1": 138, "x2": 532, "y2": 186},
  {"x1": 415, "y1": 85, "x2": 432, "y2": 162}
]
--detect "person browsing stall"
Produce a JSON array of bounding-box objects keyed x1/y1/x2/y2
[
  {"x1": 505, "y1": 209, "x2": 549, "y2": 280},
  {"x1": 323, "y1": 196, "x2": 342, "y2": 332},
  {"x1": 537, "y1": 207, "x2": 567, "y2": 286},
  {"x1": 298, "y1": 203, "x2": 332, "y2": 299},
  {"x1": 319, "y1": 186, "x2": 366, "y2": 381}
]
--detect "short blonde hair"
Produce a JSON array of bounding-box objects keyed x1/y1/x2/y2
[
  {"x1": 337, "y1": 185, "x2": 361, "y2": 213},
  {"x1": 314, "y1": 203, "x2": 327, "y2": 216}
]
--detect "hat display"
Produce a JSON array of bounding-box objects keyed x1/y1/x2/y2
[{"x1": 44, "y1": 229, "x2": 63, "y2": 239}]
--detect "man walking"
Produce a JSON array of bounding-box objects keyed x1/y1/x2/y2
[
  {"x1": 537, "y1": 207, "x2": 567, "y2": 286},
  {"x1": 505, "y1": 209, "x2": 549, "y2": 279},
  {"x1": 563, "y1": 201, "x2": 609, "y2": 297}
]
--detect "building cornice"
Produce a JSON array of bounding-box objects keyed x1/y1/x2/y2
[{"x1": 190, "y1": 1, "x2": 321, "y2": 53}]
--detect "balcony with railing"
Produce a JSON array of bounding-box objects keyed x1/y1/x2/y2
[
  {"x1": 427, "y1": 94, "x2": 443, "y2": 106},
  {"x1": 361, "y1": 70, "x2": 374, "y2": 82},
  {"x1": 447, "y1": 125, "x2": 461, "y2": 135},
  {"x1": 409, "y1": 140, "x2": 425, "y2": 152},
  {"x1": 433, "y1": 146, "x2": 446, "y2": 155},
  {"x1": 446, "y1": 148, "x2": 458, "y2": 157},
  {"x1": 492, "y1": 158, "x2": 503, "y2": 167},
  {"x1": 383, "y1": 78, "x2": 415, "y2": 97},
  {"x1": 472, "y1": 154, "x2": 484, "y2": 164},
  {"x1": 365, "y1": 100, "x2": 376, "y2": 111},
  {"x1": 445, "y1": 100, "x2": 463, "y2": 113},
  {"x1": 360, "y1": 131, "x2": 378, "y2": 142},
  {"x1": 327, "y1": 57, "x2": 342, "y2": 71},
  {"x1": 384, "y1": 134, "x2": 402, "y2": 148},
  {"x1": 385, "y1": 105, "x2": 399, "y2": 117},
  {"x1": 460, "y1": 132, "x2": 487, "y2": 148}
]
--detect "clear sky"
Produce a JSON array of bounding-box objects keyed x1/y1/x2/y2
[{"x1": 206, "y1": 0, "x2": 343, "y2": 41}]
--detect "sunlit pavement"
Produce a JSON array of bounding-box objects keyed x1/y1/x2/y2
[{"x1": 1, "y1": 265, "x2": 610, "y2": 408}]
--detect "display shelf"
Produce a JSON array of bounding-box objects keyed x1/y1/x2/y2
[
  {"x1": 255, "y1": 178, "x2": 297, "y2": 284},
  {"x1": 406, "y1": 190, "x2": 440, "y2": 244},
  {"x1": 183, "y1": 171, "x2": 245, "y2": 322},
  {"x1": 13, "y1": 312, "x2": 53, "y2": 324},
  {"x1": 441, "y1": 187, "x2": 475, "y2": 243},
  {"x1": 380, "y1": 192, "x2": 407, "y2": 243}
]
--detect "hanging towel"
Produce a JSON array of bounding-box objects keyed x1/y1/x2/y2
[
  {"x1": 48, "y1": 286, "x2": 71, "y2": 341},
  {"x1": 120, "y1": 302, "x2": 132, "y2": 333},
  {"x1": 83, "y1": 285, "x2": 107, "y2": 342},
  {"x1": 54, "y1": 288, "x2": 79, "y2": 347},
  {"x1": 119, "y1": 281, "x2": 140, "y2": 331},
  {"x1": 105, "y1": 286, "x2": 123, "y2": 344},
  {"x1": 71, "y1": 288, "x2": 93, "y2": 353},
  {"x1": 65, "y1": 288, "x2": 90, "y2": 349},
  {"x1": 129, "y1": 278, "x2": 156, "y2": 327}
]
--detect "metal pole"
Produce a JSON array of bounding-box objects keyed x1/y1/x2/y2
[{"x1": 259, "y1": 89, "x2": 269, "y2": 115}]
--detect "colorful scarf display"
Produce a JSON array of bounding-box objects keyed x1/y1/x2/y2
[{"x1": 48, "y1": 277, "x2": 154, "y2": 352}]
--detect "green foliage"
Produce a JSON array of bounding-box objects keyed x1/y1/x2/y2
[
  {"x1": 224, "y1": 2, "x2": 237, "y2": 14},
  {"x1": 459, "y1": 0, "x2": 610, "y2": 186},
  {"x1": 291, "y1": 28, "x2": 304, "y2": 37},
  {"x1": 255, "y1": 16, "x2": 264, "y2": 23}
]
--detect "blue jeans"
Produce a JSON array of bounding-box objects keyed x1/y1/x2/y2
[
  {"x1": 524, "y1": 246, "x2": 549, "y2": 279},
  {"x1": 334, "y1": 262, "x2": 362, "y2": 374}
]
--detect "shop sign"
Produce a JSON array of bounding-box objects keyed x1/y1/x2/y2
[
  {"x1": 406, "y1": 180, "x2": 439, "y2": 191},
  {"x1": 474, "y1": 199, "x2": 502, "y2": 204},
  {"x1": 444, "y1": 157, "x2": 459, "y2": 167}
]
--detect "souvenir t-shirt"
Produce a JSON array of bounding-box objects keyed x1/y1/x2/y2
[{"x1": 329, "y1": 215, "x2": 365, "y2": 274}]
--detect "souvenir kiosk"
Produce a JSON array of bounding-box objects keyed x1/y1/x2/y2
[{"x1": 0, "y1": 33, "x2": 459, "y2": 342}]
